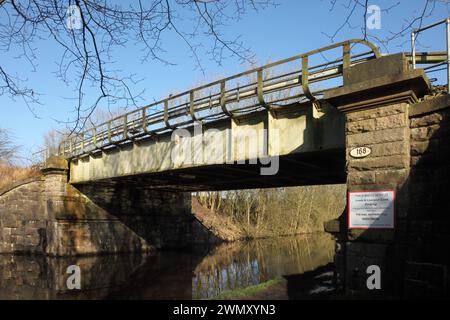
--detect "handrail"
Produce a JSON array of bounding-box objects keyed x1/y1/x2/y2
[
  {"x1": 411, "y1": 17, "x2": 450, "y2": 92},
  {"x1": 59, "y1": 39, "x2": 381, "y2": 159}
]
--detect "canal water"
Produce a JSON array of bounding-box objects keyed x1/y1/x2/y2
[{"x1": 0, "y1": 233, "x2": 336, "y2": 299}]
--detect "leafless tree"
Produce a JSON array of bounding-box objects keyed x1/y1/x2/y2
[
  {"x1": 324, "y1": 0, "x2": 450, "y2": 51},
  {"x1": 0, "y1": 0, "x2": 276, "y2": 132},
  {"x1": 0, "y1": 128, "x2": 19, "y2": 164}
]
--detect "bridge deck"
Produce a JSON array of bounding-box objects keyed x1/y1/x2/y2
[{"x1": 60, "y1": 38, "x2": 447, "y2": 188}]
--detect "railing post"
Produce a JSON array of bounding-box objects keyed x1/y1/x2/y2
[
  {"x1": 257, "y1": 68, "x2": 268, "y2": 109},
  {"x1": 301, "y1": 55, "x2": 315, "y2": 102},
  {"x1": 80, "y1": 133, "x2": 85, "y2": 153},
  {"x1": 92, "y1": 128, "x2": 97, "y2": 147},
  {"x1": 220, "y1": 80, "x2": 233, "y2": 118},
  {"x1": 107, "y1": 120, "x2": 112, "y2": 143},
  {"x1": 142, "y1": 107, "x2": 147, "y2": 132},
  {"x1": 411, "y1": 32, "x2": 416, "y2": 69},
  {"x1": 123, "y1": 114, "x2": 128, "y2": 140},
  {"x1": 59, "y1": 143, "x2": 65, "y2": 157},
  {"x1": 446, "y1": 18, "x2": 450, "y2": 92},
  {"x1": 189, "y1": 90, "x2": 198, "y2": 122},
  {"x1": 342, "y1": 42, "x2": 351, "y2": 69},
  {"x1": 164, "y1": 98, "x2": 173, "y2": 129}
]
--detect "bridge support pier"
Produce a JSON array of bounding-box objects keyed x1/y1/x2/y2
[
  {"x1": 325, "y1": 53, "x2": 441, "y2": 297},
  {"x1": 337, "y1": 99, "x2": 413, "y2": 297}
]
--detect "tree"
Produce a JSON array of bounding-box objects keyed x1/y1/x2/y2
[
  {"x1": 325, "y1": 0, "x2": 447, "y2": 49},
  {"x1": 1, "y1": 1, "x2": 446, "y2": 134},
  {"x1": 0, "y1": 0, "x2": 276, "y2": 132},
  {"x1": 0, "y1": 128, "x2": 19, "y2": 164}
]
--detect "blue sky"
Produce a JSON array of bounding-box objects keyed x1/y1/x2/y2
[{"x1": 0, "y1": 0, "x2": 448, "y2": 163}]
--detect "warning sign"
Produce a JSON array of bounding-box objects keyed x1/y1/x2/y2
[{"x1": 348, "y1": 190, "x2": 395, "y2": 229}]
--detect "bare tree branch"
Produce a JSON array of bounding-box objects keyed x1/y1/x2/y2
[{"x1": 0, "y1": 0, "x2": 276, "y2": 133}]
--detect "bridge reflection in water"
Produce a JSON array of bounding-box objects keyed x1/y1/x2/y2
[{"x1": 0, "y1": 233, "x2": 335, "y2": 300}]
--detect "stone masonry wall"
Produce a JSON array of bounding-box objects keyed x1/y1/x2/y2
[
  {"x1": 74, "y1": 183, "x2": 193, "y2": 250},
  {"x1": 334, "y1": 94, "x2": 450, "y2": 298},
  {"x1": 0, "y1": 178, "x2": 46, "y2": 254},
  {"x1": 341, "y1": 102, "x2": 411, "y2": 296},
  {"x1": 0, "y1": 157, "x2": 194, "y2": 256},
  {"x1": 403, "y1": 95, "x2": 450, "y2": 298}
]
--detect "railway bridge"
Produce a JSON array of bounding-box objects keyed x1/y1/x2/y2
[{"x1": 1, "y1": 22, "x2": 450, "y2": 298}]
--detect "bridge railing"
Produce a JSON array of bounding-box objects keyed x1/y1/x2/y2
[
  {"x1": 409, "y1": 17, "x2": 450, "y2": 92},
  {"x1": 59, "y1": 39, "x2": 381, "y2": 159}
]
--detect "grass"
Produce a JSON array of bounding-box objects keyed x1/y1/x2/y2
[
  {"x1": 0, "y1": 162, "x2": 40, "y2": 191},
  {"x1": 213, "y1": 277, "x2": 286, "y2": 300}
]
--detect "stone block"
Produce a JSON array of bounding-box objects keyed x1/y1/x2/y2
[
  {"x1": 347, "y1": 118, "x2": 376, "y2": 134},
  {"x1": 347, "y1": 171, "x2": 376, "y2": 185},
  {"x1": 348, "y1": 229, "x2": 395, "y2": 242},
  {"x1": 374, "y1": 169, "x2": 409, "y2": 186},
  {"x1": 346, "y1": 103, "x2": 407, "y2": 123},
  {"x1": 347, "y1": 127, "x2": 408, "y2": 147},
  {"x1": 375, "y1": 113, "x2": 407, "y2": 130},
  {"x1": 410, "y1": 113, "x2": 444, "y2": 128},
  {"x1": 405, "y1": 261, "x2": 447, "y2": 287},
  {"x1": 370, "y1": 141, "x2": 409, "y2": 157},
  {"x1": 348, "y1": 154, "x2": 409, "y2": 171},
  {"x1": 410, "y1": 139, "x2": 439, "y2": 156}
]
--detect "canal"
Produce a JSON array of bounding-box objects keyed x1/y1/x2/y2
[{"x1": 0, "y1": 233, "x2": 336, "y2": 299}]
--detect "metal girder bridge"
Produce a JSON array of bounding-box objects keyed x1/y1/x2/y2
[{"x1": 58, "y1": 31, "x2": 448, "y2": 160}]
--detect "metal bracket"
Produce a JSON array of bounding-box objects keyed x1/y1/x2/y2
[
  {"x1": 257, "y1": 68, "x2": 270, "y2": 111},
  {"x1": 220, "y1": 80, "x2": 234, "y2": 118},
  {"x1": 164, "y1": 98, "x2": 176, "y2": 130},
  {"x1": 142, "y1": 107, "x2": 148, "y2": 133},
  {"x1": 189, "y1": 90, "x2": 202, "y2": 124}
]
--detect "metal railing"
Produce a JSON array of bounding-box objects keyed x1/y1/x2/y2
[
  {"x1": 59, "y1": 39, "x2": 381, "y2": 159},
  {"x1": 411, "y1": 17, "x2": 450, "y2": 92}
]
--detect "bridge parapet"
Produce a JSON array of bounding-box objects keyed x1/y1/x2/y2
[{"x1": 59, "y1": 39, "x2": 381, "y2": 160}]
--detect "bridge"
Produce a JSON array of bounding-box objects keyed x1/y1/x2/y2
[
  {"x1": 59, "y1": 39, "x2": 384, "y2": 190},
  {"x1": 57, "y1": 38, "x2": 446, "y2": 192},
  {"x1": 1, "y1": 18, "x2": 450, "y2": 298}
]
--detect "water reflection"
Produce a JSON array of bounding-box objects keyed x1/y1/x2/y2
[
  {"x1": 0, "y1": 233, "x2": 335, "y2": 300},
  {"x1": 193, "y1": 233, "x2": 335, "y2": 299}
]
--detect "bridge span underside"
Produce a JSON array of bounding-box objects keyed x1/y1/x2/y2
[{"x1": 69, "y1": 102, "x2": 346, "y2": 191}]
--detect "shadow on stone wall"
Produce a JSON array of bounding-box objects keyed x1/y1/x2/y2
[
  {"x1": 332, "y1": 93, "x2": 450, "y2": 299},
  {"x1": 71, "y1": 182, "x2": 225, "y2": 250}
]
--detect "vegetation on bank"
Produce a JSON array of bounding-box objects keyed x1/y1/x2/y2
[
  {"x1": 194, "y1": 185, "x2": 345, "y2": 239},
  {"x1": 0, "y1": 129, "x2": 41, "y2": 191},
  {"x1": 0, "y1": 162, "x2": 40, "y2": 191},
  {"x1": 213, "y1": 277, "x2": 286, "y2": 300}
]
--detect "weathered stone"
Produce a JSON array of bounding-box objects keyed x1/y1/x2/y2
[
  {"x1": 348, "y1": 229, "x2": 395, "y2": 242},
  {"x1": 410, "y1": 125, "x2": 440, "y2": 141},
  {"x1": 410, "y1": 113, "x2": 444, "y2": 128},
  {"x1": 369, "y1": 141, "x2": 409, "y2": 157},
  {"x1": 346, "y1": 103, "x2": 407, "y2": 123},
  {"x1": 0, "y1": 167, "x2": 194, "y2": 256},
  {"x1": 347, "y1": 118, "x2": 376, "y2": 134},
  {"x1": 347, "y1": 127, "x2": 408, "y2": 147},
  {"x1": 375, "y1": 113, "x2": 407, "y2": 130},
  {"x1": 410, "y1": 139, "x2": 439, "y2": 156},
  {"x1": 347, "y1": 171, "x2": 376, "y2": 185},
  {"x1": 374, "y1": 169, "x2": 409, "y2": 185},
  {"x1": 348, "y1": 155, "x2": 409, "y2": 171}
]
